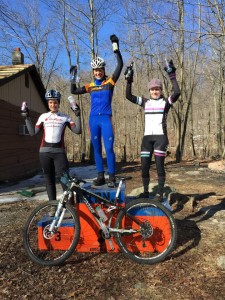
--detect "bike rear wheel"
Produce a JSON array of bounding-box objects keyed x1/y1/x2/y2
[
  {"x1": 23, "y1": 201, "x2": 80, "y2": 266},
  {"x1": 115, "y1": 198, "x2": 177, "y2": 264}
]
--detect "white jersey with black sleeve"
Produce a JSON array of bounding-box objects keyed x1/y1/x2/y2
[
  {"x1": 136, "y1": 96, "x2": 173, "y2": 135},
  {"x1": 25, "y1": 111, "x2": 81, "y2": 153}
]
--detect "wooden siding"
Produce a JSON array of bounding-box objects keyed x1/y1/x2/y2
[
  {"x1": 0, "y1": 99, "x2": 43, "y2": 182},
  {"x1": 0, "y1": 73, "x2": 46, "y2": 113}
]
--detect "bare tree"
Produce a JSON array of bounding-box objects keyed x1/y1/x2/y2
[
  {"x1": 205, "y1": 0, "x2": 225, "y2": 156},
  {"x1": 2, "y1": 0, "x2": 225, "y2": 162},
  {"x1": 0, "y1": 0, "x2": 61, "y2": 86}
]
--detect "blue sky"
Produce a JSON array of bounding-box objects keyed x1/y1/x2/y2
[
  {"x1": 0, "y1": 0, "x2": 126, "y2": 71},
  {"x1": 1, "y1": 0, "x2": 215, "y2": 74}
]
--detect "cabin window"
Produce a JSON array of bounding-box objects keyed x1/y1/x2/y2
[{"x1": 18, "y1": 124, "x2": 29, "y2": 135}]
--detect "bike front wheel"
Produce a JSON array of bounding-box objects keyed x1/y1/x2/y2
[
  {"x1": 23, "y1": 201, "x2": 80, "y2": 266},
  {"x1": 115, "y1": 198, "x2": 177, "y2": 264}
]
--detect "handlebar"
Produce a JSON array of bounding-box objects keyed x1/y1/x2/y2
[
  {"x1": 115, "y1": 175, "x2": 132, "y2": 181},
  {"x1": 69, "y1": 177, "x2": 87, "y2": 185},
  {"x1": 68, "y1": 175, "x2": 132, "y2": 188}
]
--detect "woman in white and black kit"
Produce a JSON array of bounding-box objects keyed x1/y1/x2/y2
[
  {"x1": 21, "y1": 90, "x2": 81, "y2": 207},
  {"x1": 125, "y1": 60, "x2": 180, "y2": 201}
]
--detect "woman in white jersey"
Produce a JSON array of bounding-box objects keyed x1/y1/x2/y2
[
  {"x1": 21, "y1": 90, "x2": 81, "y2": 207},
  {"x1": 125, "y1": 60, "x2": 180, "y2": 201}
]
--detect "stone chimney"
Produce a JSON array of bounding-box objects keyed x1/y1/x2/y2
[{"x1": 12, "y1": 48, "x2": 24, "y2": 65}]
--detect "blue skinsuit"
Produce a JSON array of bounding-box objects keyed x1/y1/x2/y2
[{"x1": 71, "y1": 51, "x2": 123, "y2": 175}]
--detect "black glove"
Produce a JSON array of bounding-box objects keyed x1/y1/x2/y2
[
  {"x1": 110, "y1": 34, "x2": 119, "y2": 44},
  {"x1": 124, "y1": 62, "x2": 134, "y2": 83},
  {"x1": 70, "y1": 65, "x2": 77, "y2": 74},
  {"x1": 70, "y1": 65, "x2": 77, "y2": 83},
  {"x1": 110, "y1": 34, "x2": 119, "y2": 53},
  {"x1": 164, "y1": 59, "x2": 176, "y2": 80},
  {"x1": 21, "y1": 102, "x2": 29, "y2": 118},
  {"x1": 72, "y1": 103, "x2": 80, "y2": 116},
  {"x1": 164, "y1": 59, "x2": 176, "y2": 74},
  {"x1": 21, "y1": 109, "x2": 29, "y2": 118}
]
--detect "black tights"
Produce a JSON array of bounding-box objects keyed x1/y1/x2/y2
[
  {"x1": 39, "y1": 152, "x2": 69, "y2": 200},
  {"x1": 141, "y1": 135, "x2": 168, "y2": 194},
  {"x1": 141, "y1": 155, "x2": 166, "y2": 192}
]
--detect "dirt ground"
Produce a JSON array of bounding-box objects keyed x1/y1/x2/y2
[{"x1": 0, "y1": 160, "x2": 225, "y2": 300}]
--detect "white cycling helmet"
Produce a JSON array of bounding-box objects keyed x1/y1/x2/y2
[
  {"x1": 45, "y1": 90, "x2": 61, "y2": 101},
  {"x1": 90, "y1": 57, "x2": 106, "y2": 69}
]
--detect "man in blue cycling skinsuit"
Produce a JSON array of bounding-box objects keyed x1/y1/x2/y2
[{"x1": 70, "y1": 34, "x2": 123, "y2": 188}]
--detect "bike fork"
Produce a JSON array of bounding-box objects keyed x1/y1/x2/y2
[{"x1": 49, "y1": 203, "x2": 66, "y2": 232}]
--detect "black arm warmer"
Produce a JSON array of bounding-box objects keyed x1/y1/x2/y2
[
  {"x1": 111, "y1": 51, "x2": 123, "y2": 83},
  {"x1": 126, "y1": 81, "x2": 138, "y2": 104},
  {"x1": 170, "y1": 78, "x2": 181, "y2": 103},
  {"x1": 70, "y1": 116, "x2": 81, "y2": 134},
  {"x1": 71, "y1": 84, "x2": 86, "y2": 95}
]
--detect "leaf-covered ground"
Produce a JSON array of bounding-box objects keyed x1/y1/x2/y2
[{"x1": 0, "y1": 161, "x2": 225, "y2": 300}]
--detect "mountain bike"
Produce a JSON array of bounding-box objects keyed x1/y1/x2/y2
[{"x1": 23, "y1": 175, "x2": 177, "y2": 266}]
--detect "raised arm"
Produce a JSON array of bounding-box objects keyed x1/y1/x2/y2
[
  {"x1": 70, "y1": 116, "x2": 81, "y2": 134},
  {"x1": 110, "y1": 34, "x2": 123, "y2": 83},
  {"x1": 70, "y1": 66, "x2": 87, "y2": 95},
  {"x1": 126, "y1": 81, "x2": 139, "y2": 104},
  {"x1": 70, "y1": 83, "x2": 87, "y2": 95},
  {"x1": 125, "y1": 64, "x2": 140, "y2": 105},
  {"x1": 68, "y1": 102, "x2": 82, "y2": 134},
  {"x1": 164, "y1": 60, "x2": 181, "y2": 103},
  {"x1": 24, "y1": 118, "x2": 35, "y2": 136},
  {"x1": 21, "y1": 102, "x2": 41, "y2": 136}
]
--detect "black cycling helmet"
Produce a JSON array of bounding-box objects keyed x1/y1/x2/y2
[{"x1": 45, "y1": 90, "x2": 61, "y2": 102}]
